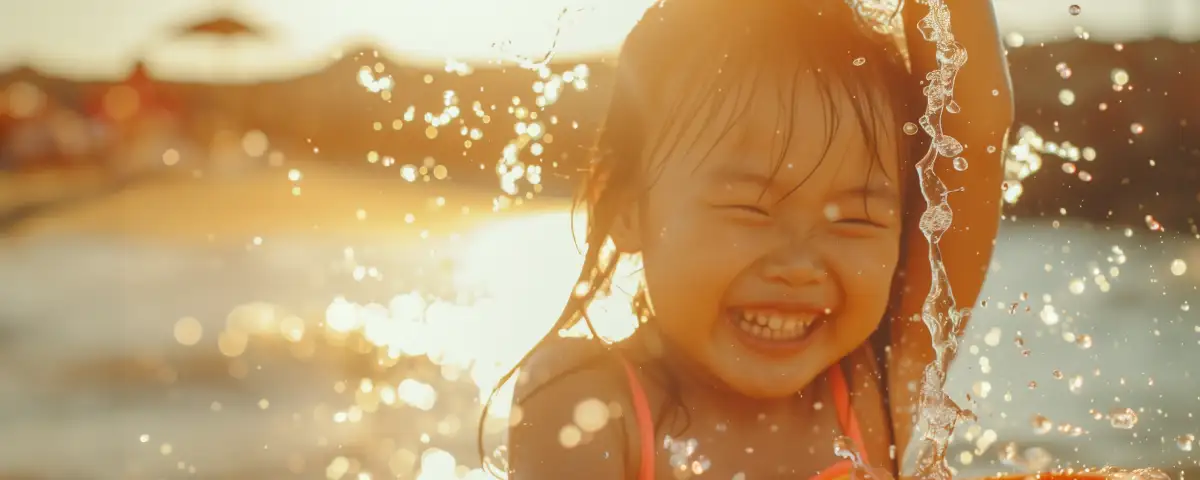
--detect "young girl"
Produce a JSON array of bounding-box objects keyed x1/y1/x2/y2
[{"x1": 485, "y1": 0, "x2": 1013, "y2": 478}]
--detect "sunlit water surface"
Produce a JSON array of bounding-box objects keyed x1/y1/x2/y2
[{"x1": 1, "y1": 193, "x2": 1197, "y2": 479}]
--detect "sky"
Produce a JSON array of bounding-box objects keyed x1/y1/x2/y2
[{"x1": 0, "y1": 0, "x2": 1198, "y2": 82}]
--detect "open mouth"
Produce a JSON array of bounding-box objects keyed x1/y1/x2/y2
[{"x1": 726, "y1": 307, "x2": 824, "y2": 350}]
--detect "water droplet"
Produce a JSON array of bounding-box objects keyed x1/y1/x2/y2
[
  {"x1": 1024, "y1": 447, "x2": 1054, "y2": 471},
  {"x1": 1145, "y1": 215, "x2": 1163, "y2": 231},
  {"x1": 482, "y1": 446, "x2": 510, "y2": 475},
  {"x1": 918, "y1": 203, "x2": 953, "y2": 239},
  {"x1": 173, "y1": 317, "x2": 203, "y2": 346},
  {"x1": 1109, "y1": 408, "x2": 1138, "y2": 429},
  {"x1": 935, "y1": 135, "x2": 964, "y2": 157},
  {"x1": 1058, "y1": 89, "x2": 1076, "y2": 106},
  {"x1": 1170, "y1": 259, "x2": 1188, "y2": 276},
  {"x1": 1178, "y1": 434, "x2": 1195, "y2": 452},
  {"x1": 903, "y1": 122, "x2": 919, "y2": 136},
  {"x1": 1062, "y1": 162, "x2": 1078, "y2": 174},
  {"x1": 1112, "y1": 69, "x2": 1130, "y2": 86},
  {"x1": 1032, "y1": 414, "x2": 1053, "y2": 434},
  {"x1": 1069, "y1": 5, "x2": 1081, "y2": 15},
  {"x1": 952, "y1": 157, "x2": 969, "y2": 171},
  {"x1": 1068, "y1": 375, "x2": 1084, "y2": 393},
  {"x1": 1055, "y1": 62, "x2": 1073, "y2": 79},
  {"x1": 986, "y1": 145, "x2": 997, "y2": 154},
  {"x1": 1001, "y1": 442, "x2": 1018, "y2": 462},
  {"x1": 1068, "y1": 278, "x2": 1086, "y2": 294},
  {"x1": 1077, "y1": 171, "x2": 1092, "y2": 182},
  {"x1": 558, "y1": 425, "x2": 582, "y2": 448},
  {"x1": 1130, "y1": 123, "x2": 1144, "y2": 135},
  {"x1": 574, "y1": 398, "x2": 611, "y2": 433},
  {"x1": 853, "y1": 57, "x2": 867, "y2": 66},
  {"x1": 824, "y1": 203, "x2": 842, "y2": 221},
  {"x1": 832, "y1": 436, "x2": 862, "y2": 463}
]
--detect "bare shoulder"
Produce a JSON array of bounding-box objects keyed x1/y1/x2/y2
[{"x1": 508, "y1": 336, "x2": 636, "y2": 479}]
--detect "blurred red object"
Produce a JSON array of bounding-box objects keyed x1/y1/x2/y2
[{"x1": 85, "y1": 62, "x2": 177, "y2": 122}]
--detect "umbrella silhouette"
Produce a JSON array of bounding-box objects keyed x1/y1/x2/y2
[
  {"x1": 169, "y1": 11, "x2": 270, "y2": 80},
  {"x1": 179, "y1": 14, "x2": 261, "y2": 37}
]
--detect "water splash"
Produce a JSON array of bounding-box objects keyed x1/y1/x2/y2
[
  {"x1": 487, "y1": 7, "x2": 593, "y2": 204},
  {"x1": 906, "y1": 0, "x2": 974, "y2": 478},
  {"x1": 492, "y1": 7, "x2": 590, "y2": 71},
  {"x1": 999, "y1": 124, "x2": 1098, "y2": 204},
  {"x1": 1177, "y1": 434, "x2": 1196, "y2": 452},
  {"x1": 843, "y1": 0, "x2": 910, "y2": 69},
  {"x1": 1108, "y1": 407, "x2": 1139, "y2": 429},
  {"x1": 663, "y1": 436, "x2": 709, "y2": 479},
  {"x1": 834, "y1": 437, "x2": 895, "y2": 480},
  {"x1": 839, "y1": 1, "x2": 974, "y2": 477}
]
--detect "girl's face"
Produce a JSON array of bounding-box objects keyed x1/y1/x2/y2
[{"x1": 629, "y1": 76, "x2": 904, "y2": 398}]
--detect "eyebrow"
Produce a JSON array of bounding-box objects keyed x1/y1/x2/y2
[{"x1": 711, "y1": 167, "x2": 901, "y2": 203}]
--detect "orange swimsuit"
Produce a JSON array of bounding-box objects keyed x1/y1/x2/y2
[{"x1": 619, "y1": 359, "x2": 869, "y2": 480}]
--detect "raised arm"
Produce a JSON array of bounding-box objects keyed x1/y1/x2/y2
[{"x1": 889, "y1": 0, "x2": 1014, "y2": 465}]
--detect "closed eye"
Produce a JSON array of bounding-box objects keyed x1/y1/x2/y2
[
  {"x1": 836, "y1": 218, "x2": 886, "y2": 227},
  {"x1": 830, "y1": 216, "x2": 893, "y2": 236},
  {"x1": 719, "y1": 205, "x2": 771, "y2": 216}
]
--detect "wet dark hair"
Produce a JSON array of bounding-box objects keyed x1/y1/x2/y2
[{"x1": 481, "y1": 0, "x2": 920, "y2": 474}]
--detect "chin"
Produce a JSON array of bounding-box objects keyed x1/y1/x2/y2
[
  {"x1": 709, "y1": 348, "x2": 827, "y2": 398},
  {"x1": 707, "y1": 318, "x2": 838, "y2": 398}
]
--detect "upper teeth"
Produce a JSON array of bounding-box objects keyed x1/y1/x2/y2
[{"x1": 739, "y1": 310, "x2": 816, "y2": 333}]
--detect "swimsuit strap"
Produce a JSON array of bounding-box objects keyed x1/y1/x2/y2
[
  {"x1": 618, "y1": 358, "x2": 869, "y2": 480},
  {"x1": 827, "y1": 360, "x2": 870, "y2": 465},
  {"x1": 619, "y1": 358, "x2": 658, "y2": 480}
]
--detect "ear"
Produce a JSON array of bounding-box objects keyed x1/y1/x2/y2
[{"x1": 608, "y1": 205, "x2": 643, "y2": 254}]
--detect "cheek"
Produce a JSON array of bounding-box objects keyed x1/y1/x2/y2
[
  {"x1": 639, "y1": 205, "x2": 759, "y2": 312},
  {"x1": 824, "y1": 237, "x2": 900, "y2": 305}
]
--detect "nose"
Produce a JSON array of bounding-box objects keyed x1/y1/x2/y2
[{"x1": 762, "y1": 249, "x2": 827, "y2": 287}]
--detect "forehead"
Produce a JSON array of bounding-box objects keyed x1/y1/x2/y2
[{"x1": 643, "y1": 69, "x2": 902, "y2": 191}]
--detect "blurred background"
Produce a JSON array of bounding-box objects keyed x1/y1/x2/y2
[{"x1": 1, "y1": 0, "x2": 1198, "y2": 478}]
